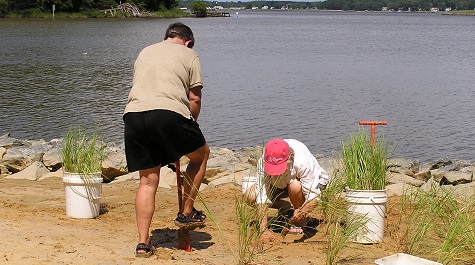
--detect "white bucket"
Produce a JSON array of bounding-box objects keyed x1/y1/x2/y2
[
  {"x1": 375, "y1": 253, "x2": 442, "y2": 265},
  {"x1": 345, "y1": 189, "x2": 387, "y2": 243},
  {"x1": 241, "y1": 176, "x2": 258, "y2": 194},
  {"x1": 63, "y1": 172, "x2": 103, "y2": 218}
]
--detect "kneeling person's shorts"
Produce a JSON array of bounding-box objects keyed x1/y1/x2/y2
[{"x1": 123, "y1": 109, "x2": 206, "y2": 172}]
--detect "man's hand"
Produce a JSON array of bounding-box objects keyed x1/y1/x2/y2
[{"x1": 291, "y1": 208, "x2": 307, "y2": 224}]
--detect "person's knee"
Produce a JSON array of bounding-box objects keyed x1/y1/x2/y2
[
  {"x1": 187, "y1": 143, "x2": 210, "y2": 163},
  {"x1": 288, "y1": 180, "x2": 302, "y2": 193},
  {"x1": 138, "y1": 166, "x2": 161, "y2": 187},
  {"x1": 243, "y1": 184, "x2": 257, "y2": 204},
  {"x1": 287, "y1": 181, "x2": 305, "y2": 206}
]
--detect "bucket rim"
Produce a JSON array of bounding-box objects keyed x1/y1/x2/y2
[
  {"x1": 345, "y1": 187, "x2": 387, "y2": 192},
  {"x1": 63, "y1": 172, "x2": 103, "y2": 184}
]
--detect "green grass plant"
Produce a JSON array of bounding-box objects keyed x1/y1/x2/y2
[
  {"x1": 172, "y1": 167, "x2": 237, "y2": 263},
  {"x1": 61, "y1": 127, "x2": 105, "y2": 214},
  {"x1": 399, "y1": 185, "x2": 475, "y2": 264},
  {"x1": 61, "y1": 127, "x2": 104, "y2": 175},
  {"x1": 341, "y1": 129, "x2": 388, "y2": 190},
  {"x1": 234, "y1": 175, "x2": 292, "y2": 265},
  {"x1": 325, "y1": 210, "x2": 367, "y2": 265},
  {"x1": 184, "y1": 164, "x2": 275, "y2": 265},
  {"x1": 319, "y1": 174, "x2": 366, "y2": 265},
  {"x1": 233, "y1": 146, "x2": 295, "y2": 264},
  {"x1": 235, "y1": 189, "x2": 268, "y2": 265}
]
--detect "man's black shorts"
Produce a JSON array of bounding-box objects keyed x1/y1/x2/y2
[{"x1": 123, "y1": 109, "x2": 206, "y2": 172}]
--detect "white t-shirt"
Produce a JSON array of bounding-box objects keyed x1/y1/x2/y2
[{"x1": 253, "y1": 139, "x2": 329, "y2": 204}]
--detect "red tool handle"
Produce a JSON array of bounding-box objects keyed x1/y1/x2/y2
[
  {"x1": 175, "y1": 161, "x2": 183, "y2": 211},
  {"x1": 175, "y1": 161, "x2": 191, "y2": 252},
  {"x1": 358, "y1": 121, "x2": 387, "y2": 146}
]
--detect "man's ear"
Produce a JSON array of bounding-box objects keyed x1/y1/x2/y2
[{"x1": 184, "y1": 40, "x2": 192, "y2": 48}]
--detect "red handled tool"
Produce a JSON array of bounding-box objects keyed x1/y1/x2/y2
[
  {"x1": 174, "y1": 161, "x2": 191, "y2": 252},
  {"x1": 358, "y1": 121, "x2": 387, "y2": 146}
]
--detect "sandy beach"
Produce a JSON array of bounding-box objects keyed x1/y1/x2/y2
[{"x1": 0, "y1": 175, "x2": 403, "y2": 265}]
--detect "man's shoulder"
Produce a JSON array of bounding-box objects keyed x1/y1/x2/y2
[
  {"x1": 284, "y1": 139, "x2": 306, "y2": 149},
  {"x1": 139, "y1": 41, "x2": 198, "y2": 60}
]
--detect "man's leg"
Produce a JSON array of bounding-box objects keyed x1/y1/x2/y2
[
  {"x1": 135, "y1": 166, "x2": 160, "y2": 245},
  {"x1": 287, "y1": 180, "x2": 305, "y2": 209},
  {"x1": 181, "y1": 143, "x2": 210, "y2": 216},
  {"x1": 287, "y1": 181, "x2": 307, "y2": 234}
]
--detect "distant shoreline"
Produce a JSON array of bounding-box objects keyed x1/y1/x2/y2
[{"x1": 2, "y1": 9, "x2": 474, "y2": 19}]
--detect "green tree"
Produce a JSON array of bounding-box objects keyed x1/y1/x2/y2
[
  {"x1": 0, "y1": 0, "x2": 7, "y2": 15},
  {"x1": 130, "y1": 0, "x2": 177, "y2": 11},
  {"x1": 191, "y1": 0, "x2": 207, "y2": 16}
]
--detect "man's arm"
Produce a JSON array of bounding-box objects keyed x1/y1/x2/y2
[{"x1": 188, "y1": 85, "x2": 202, "y2": 121}]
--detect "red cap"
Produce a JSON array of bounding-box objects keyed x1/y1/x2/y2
[{"x1": 264, "y1": 139, "x2": 290, "y2": 176}]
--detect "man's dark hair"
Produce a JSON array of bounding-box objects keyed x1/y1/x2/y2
[{"x1": 164, "y1": 22, "x2": 195, "y2": 48}]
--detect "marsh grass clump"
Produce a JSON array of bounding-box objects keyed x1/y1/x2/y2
[
  {"x1": 61, "y1": 127, "x2": 105, "y2": 176},
  {"x1": 319, "y1": 175, "x2": 366, "y2": 265},
  {"x1": 341, "y1": 129, "x2": 388, "y2": 190},
  {"x1": 235, "y1": 190, "x2": 268, "y2": 265},
  {"x1": 179, "y1": 166, "x2": 236, "y2": 262},
  {"x1": 234, "y1": 181, "x2": 289, "y2": 265},
  {"x1": 398, "y1": 185, "x2": 475, "y2": 264}
]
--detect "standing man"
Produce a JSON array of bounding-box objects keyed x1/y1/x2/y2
[
  {"x1": 243, "y1": 139, "x2": 329, "y2": 242},
  {"x1": 124, "y1": 22, "x2": 210, "y2": 258}
]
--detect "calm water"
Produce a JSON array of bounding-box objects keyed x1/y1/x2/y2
[{"x1": 1, "y1": 11, "x2": 474, "y2": 163}]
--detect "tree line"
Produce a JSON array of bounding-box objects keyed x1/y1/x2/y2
[
  {"x1": 2, "y1": 0, "x2": 474, "y2": 15},
  {"x1": 199, "y1": 0, "x2": 475, "y2": 11},
  {"x1": 318, "y1": 0, "x2": 475, "y2": 11},
  {"x1": 0, "y1": 0, "x2": 179, "y2": 15}
]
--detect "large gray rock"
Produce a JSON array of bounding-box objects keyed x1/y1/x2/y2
[
  {"x1": 1, "y1": 136, "x2": 475, "y2": 205},
  {"x1": 386, "y1": 182, "x2": 414, "y2": 197},
  {"x1": 204, "y1": 148, "x2": 249, "y2": 182},
  {"x1": 2, "y1": 139, "x2": 48, "y2": 173},
  {"x1": 318, "y1": 157, "x2": 339, "y2": 180},
  {"x1": 387, "y1": 172, "x2": 425, "y2": 187},
  {"x1": 111, "y1": 170, "x2": 139, "y2": 183},
  {"x1": 38, "y1": 168, "x2": 64, "y2": 181},
  {"x1": 0, "y1": 147, "x2": 6, "y2": 175},
  {"x1": 431, "y1": 169, "x2": 472, "y2": 185},
  {"x1": 0, "y1": 134, "x2": 24, "y2": 148},
  {"x1": 6, "y1": 161, "x2": 50, "y2": 180},
  {"x1": 413, "y1": 170, "x2": 431, "y2": 182},
  {"x1": 234, "y1": 146, "x2": 262, "y2": 166},
  {"x1": 101, "y1": 148, "x2": 127, "y2": 182},
  {"x1": 42, "y1": 147, "x2": 62, "y2": 171},
  {"x1": 0, "y1": 147, "x2": 6, "y2": 159},
  {"x1": 441, "y1": 182, "x2": 475, "y2": 201},
  {"x1": 420, "y1": 177, "x2": 439, "y2": 193},
  {"x1": 388, "y1": 158, "x2": 420, "y2": 176}
]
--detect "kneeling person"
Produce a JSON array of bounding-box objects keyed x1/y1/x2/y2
[{"x1": 243, "y1": 139, "x2": 329, "y2": 242}]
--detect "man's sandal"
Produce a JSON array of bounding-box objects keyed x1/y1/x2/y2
[
  {"x1": 174, "y1": 207, "x2": 206, "y2": 228},
  {"x1": 135, "y1": 243, "x2": 156, "y2": 258}
]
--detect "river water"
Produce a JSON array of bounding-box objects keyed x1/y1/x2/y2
[{"x1": 0, "y1": 11, "x2": 474, "y2": 163}]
